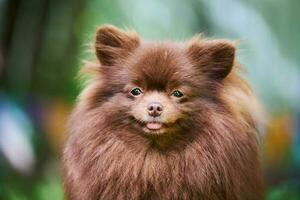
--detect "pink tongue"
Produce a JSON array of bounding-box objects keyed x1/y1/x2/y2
[{"x1": 146, "y1": 122, "x2": 162, "y2": 130}]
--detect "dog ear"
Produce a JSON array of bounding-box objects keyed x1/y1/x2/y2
[
  {"x1": 187, "y1": 38, "x2": 235, "y2": 80},
  {"x1": 95, "y1": 25, "x2": 140, "y2": 66}
]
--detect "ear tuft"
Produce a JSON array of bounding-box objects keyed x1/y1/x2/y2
[
  {"x1": 95, "y1": 25, "x2": 140, "y2": 66},
  {"x1": 187, "y1": 38, "x2": 235, "y2": 80}
]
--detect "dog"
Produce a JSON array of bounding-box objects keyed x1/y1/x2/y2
[{"x1": 62, "y1": 25, "x2": 265, "y2": 200}]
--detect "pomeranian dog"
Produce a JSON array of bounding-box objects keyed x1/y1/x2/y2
[{"x1": 62, "y1": 25, "x2": 265, "y2": 200}]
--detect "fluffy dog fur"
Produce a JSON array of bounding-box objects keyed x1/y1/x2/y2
[{"x1": 62, "y1": 25, "x2": 265, "y2": 200}]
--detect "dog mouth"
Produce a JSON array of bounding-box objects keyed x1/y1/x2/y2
[
  {"x1": 133, "y1": 119, "x2": 173, "y2": 134},
  {"x1": 130, "y1": 116, "x2": 182, "y2": 135},
  {"x1": 145, "y1": 122, "x2": 163, "y2": 131}
]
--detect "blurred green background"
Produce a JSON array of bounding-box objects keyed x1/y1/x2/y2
[{"x1": 0, "y1": 0, "x2": 300, "y2": 199}]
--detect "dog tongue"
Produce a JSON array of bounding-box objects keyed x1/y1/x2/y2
[{"x1": 146, "y1": 122, "x2": 162, "y2": 130}]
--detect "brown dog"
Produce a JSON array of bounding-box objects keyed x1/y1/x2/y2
[{"x1": 62, "y1": 25, "x2": 265, "y2": 200}]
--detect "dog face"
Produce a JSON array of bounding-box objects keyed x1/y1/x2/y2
[{"x1": 92, "y1": 25, "x2": 235, "y2": 135}]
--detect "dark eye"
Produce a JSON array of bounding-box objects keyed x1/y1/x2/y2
[
  {"x1": 130, "y1": 88, "x2": 142, "y2": 96},
  {"x1": 172, "y1": 90, "x2": 184, "y2": 98}
]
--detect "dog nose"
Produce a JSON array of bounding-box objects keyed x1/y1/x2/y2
[{"x1": 147, "y1": 102, "x2": 163, "y2": 117}]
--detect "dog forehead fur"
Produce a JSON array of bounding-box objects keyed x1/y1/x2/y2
[
  {"x1": 62, "y1": 25, "x2": 265, "y2": 200},
  {"x1": 128, "y1": 44, "x2": 191, "y2": 89},
  {"x1": 107, "y1": 41, "x2": 200, "y2": 93}
]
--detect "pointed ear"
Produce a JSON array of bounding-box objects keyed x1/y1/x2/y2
[
  {"x1": 187, "y1": 38, "x2": 235, "y2": 80},
  {"x1": 95, "y1": 25, "x2": 140, "y2": 66}
]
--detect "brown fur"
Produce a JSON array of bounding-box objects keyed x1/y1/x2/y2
[{"x1": 62, "y1": 25, "x2": 265, "y2": 200}]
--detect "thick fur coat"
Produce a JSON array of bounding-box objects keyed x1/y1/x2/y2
[{"x1": 62, "y1": 25, "x2": 265, "y2": 200}]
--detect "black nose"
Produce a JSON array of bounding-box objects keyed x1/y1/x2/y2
[{"x1": 147, "y1": 102, "x2": 163, "y2": 117}]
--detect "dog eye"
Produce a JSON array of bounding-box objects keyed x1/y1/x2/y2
[
  {"x1": 172, "y1": 90, "x2": 184, "y2": 98},
  {"x1": 130, "y1": 88, "x2": 143, "y2": 96}
]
